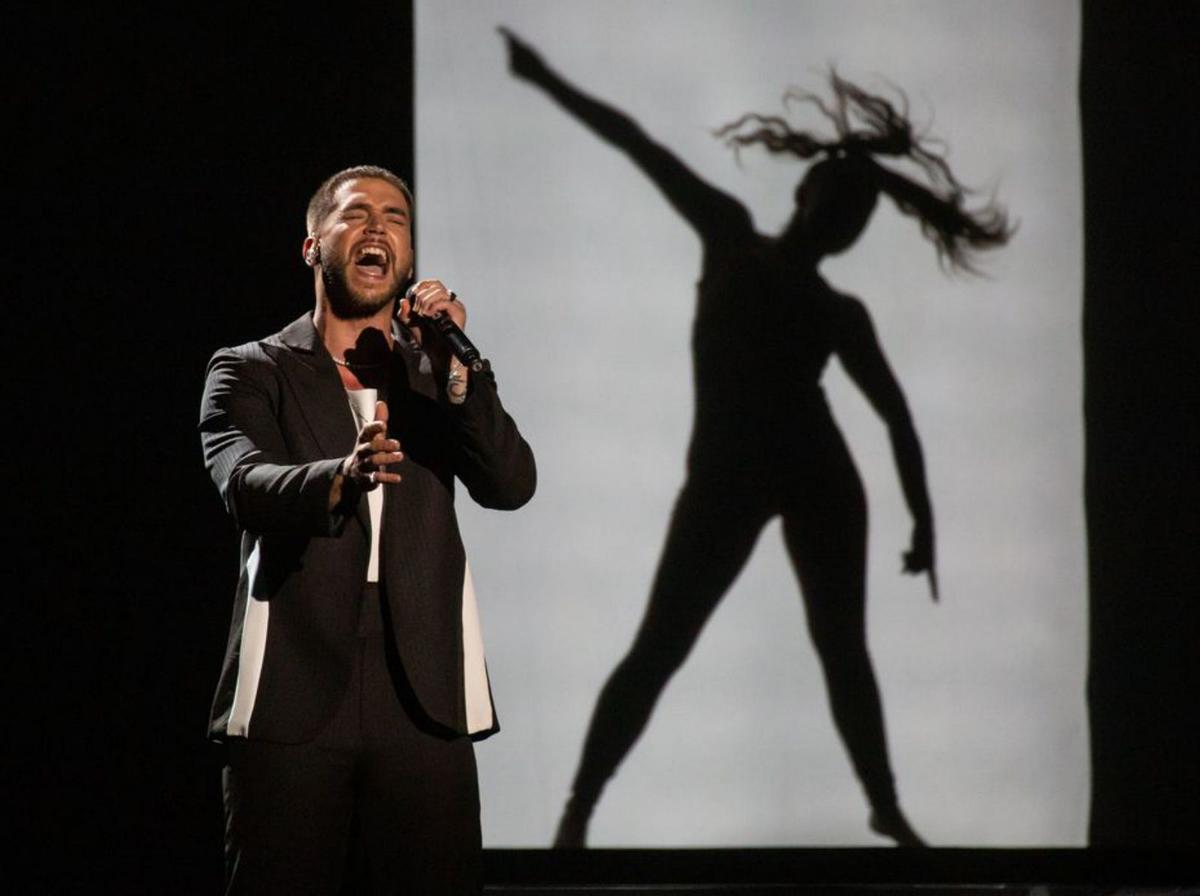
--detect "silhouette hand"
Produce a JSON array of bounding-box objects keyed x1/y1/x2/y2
[
  {"x1": 902, "y1": 518, "x2": 938, "y2": 601},
  {"x1": 499, "y1": 27, "x2": 548, "y2": 81}
]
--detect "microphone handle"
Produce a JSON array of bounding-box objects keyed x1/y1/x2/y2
[{"x1": 428, "y1": 313, "x2": 485, "y2": 372}]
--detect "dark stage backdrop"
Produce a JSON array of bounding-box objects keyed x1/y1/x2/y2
[
  {"x1": 17, "y1": 1, "x2": 1196, "y2": 891},
  {"x1": 18, "y1": 6, "x2": 416, "y2": 892},
  {"x1": 417, "y1": 0, "x2": 1084, "y2": 847}
]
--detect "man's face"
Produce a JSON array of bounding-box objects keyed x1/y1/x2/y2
[{"x1": 312, "y1": 177, "x2": 414, "y2": 320}]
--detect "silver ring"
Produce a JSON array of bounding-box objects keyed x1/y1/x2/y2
[{"x1": 368, "y1": 470, "x2": 378, "y2": 485}]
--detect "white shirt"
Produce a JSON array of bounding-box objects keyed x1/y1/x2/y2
[{"x1": 345, "y1": 388, "x2": 384, "y2": 583}]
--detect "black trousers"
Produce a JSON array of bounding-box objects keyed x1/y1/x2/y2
[{"x1": 222, "y1": 586, "x2": 481, "y2": 895}]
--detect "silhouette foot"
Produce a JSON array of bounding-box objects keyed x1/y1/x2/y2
[
  {"x1": 869, "y1": 804, "x2": 926, "y2": 847},
  {"x1": 552, "y1": 797, "x2": 591, "y2": 848}
]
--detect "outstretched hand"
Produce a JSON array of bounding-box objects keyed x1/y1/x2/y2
[
  {"x1": 342, "y1": 401, "x2": 404, "y2": 491},
  {"x1": 902, "y1": 519, "x2": 939, "y2": 601},
  {"x1": 498, "y1": 26, "x2": 549, "y2": 82}
]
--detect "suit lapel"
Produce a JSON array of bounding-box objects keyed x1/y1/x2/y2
[
  {"x1": 277, "y1": 313, "x2": 371, "y2": 535},
  {"x1": 278, "y1": 313, "x2": 357, "y2": 455}
]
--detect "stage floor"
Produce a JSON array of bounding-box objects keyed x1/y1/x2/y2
[{"x1": 481, "y1": 849, "x2": 1198, "y2": 895}]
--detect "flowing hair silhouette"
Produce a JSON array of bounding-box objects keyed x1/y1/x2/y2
[
  {"x1": 502, "y1": 29, "x2": 1012, "y2": 847},
  {"x1": 716, "y1": 70, "x2": 1010, "y2": 273}
]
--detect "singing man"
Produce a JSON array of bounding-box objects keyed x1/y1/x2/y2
[{"x1": 199, "y1": 164, "x2": 536, "y2": 893}]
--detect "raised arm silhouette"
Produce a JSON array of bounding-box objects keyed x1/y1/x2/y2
[{"x1": 501, "y1": 28, "x2": 1011, "y2": 848}]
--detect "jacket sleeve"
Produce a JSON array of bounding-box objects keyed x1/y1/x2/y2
[
  {"x1": 448, "y1": 361, "x2": 537, "y2": 511},
  {"x1": 199, "y1": 346, "x2": 348, "y2": 535}
]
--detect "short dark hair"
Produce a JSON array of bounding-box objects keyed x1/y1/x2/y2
[{"x1": 305, "y1": 165, "x2": 414, "y2": 234}]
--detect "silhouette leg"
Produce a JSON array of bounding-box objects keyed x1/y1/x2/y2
[
  {"x1": 781, "y1": 498, "x2": 925, "y2": 846},
  {"x1": 555, "y1": 482, "x2": 770, "y2": 846}
]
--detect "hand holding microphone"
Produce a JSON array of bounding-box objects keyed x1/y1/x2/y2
[
  {"x1": 399, "y1": 280, "x2": 484, "y2": 406},
  {"x1": 399, "y1": 279, "x2": 484, "y2": 373}
]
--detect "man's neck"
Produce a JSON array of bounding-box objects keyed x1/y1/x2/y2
[
  {"x1": 313, "y1": 301, "x2": 396, "y2": 390},
  {"x1": 313, "y1": 303, "x2": 395, "y2": 361}
]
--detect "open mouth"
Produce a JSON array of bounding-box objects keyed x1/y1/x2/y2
[{"x1": 353, "y1": 244, "x2": 390, "y2": 279}]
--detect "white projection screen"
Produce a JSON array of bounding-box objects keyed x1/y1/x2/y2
[{"x1": 416, "y1": 0, "x2": 1083, "y2": 847}]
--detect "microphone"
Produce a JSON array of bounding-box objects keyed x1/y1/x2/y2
[{"x1": 403, "y1": 286, "x2": 485, "y2": 372}]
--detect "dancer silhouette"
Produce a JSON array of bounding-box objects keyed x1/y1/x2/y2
[{"x1": 501, "y1": 29, "x2": 1012, "y2": 848}]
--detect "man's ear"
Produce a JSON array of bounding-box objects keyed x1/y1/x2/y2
[{"x1": 302, "y1": 235, "x2": 321, "y2": 267}]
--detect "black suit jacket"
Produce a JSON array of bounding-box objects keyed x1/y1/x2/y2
[{"x1": 199, "y1": 312, "x2": 535, "y2": 743}]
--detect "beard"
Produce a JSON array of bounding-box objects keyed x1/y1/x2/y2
[{"x1": 321, "y1": 257, "x2": 403, "y2": 321}]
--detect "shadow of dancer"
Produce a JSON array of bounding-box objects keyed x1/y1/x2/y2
[{"x1": 501, "y1": 29, "x2": 1012, "y2": 848}]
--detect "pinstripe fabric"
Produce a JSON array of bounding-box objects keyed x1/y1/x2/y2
[{"x1": 200, "y1": 312, "x2": 535, "y2": 743}]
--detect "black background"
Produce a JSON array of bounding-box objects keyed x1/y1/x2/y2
[{"x1": 13, "y1": 2, "x2": 1197, "y2": 891}]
